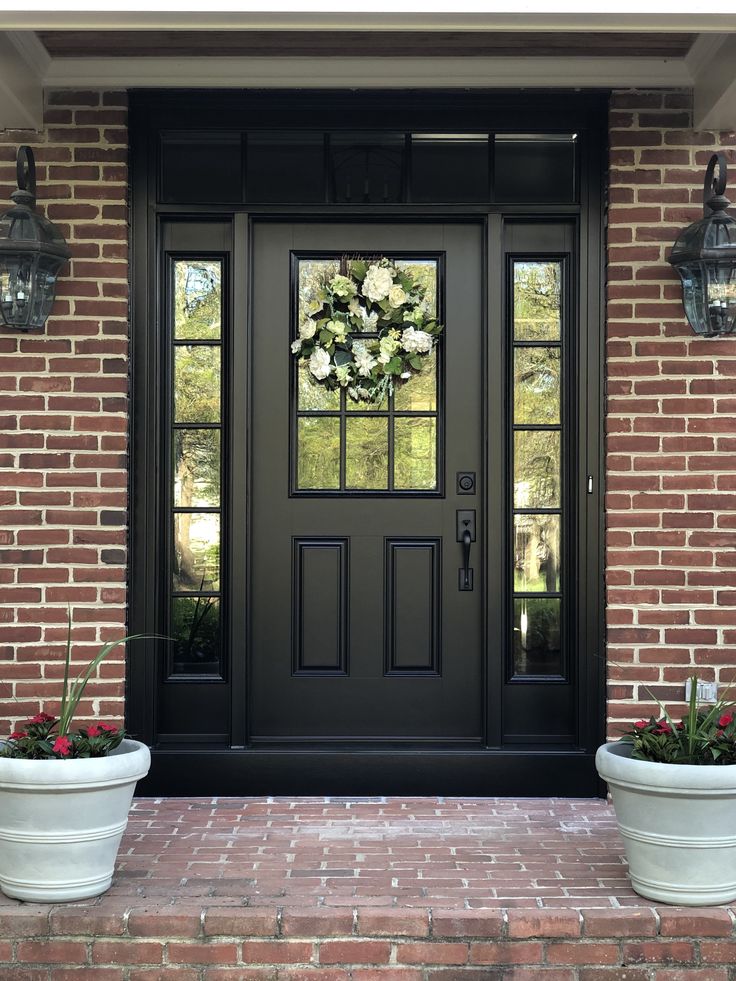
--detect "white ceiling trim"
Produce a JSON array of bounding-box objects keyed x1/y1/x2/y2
[
  {"x1": 0, "y1": 31, "x2": 44, "y2": 129},
  {"x1": 0, "y1": 11, "x2": 735, "y2": 30},
  {"x1": 691, "y1": 34, "x2": 736, "y2": 130},
  {"x1": 42, "y1": 54, "x2": 692, "y2": 90}
]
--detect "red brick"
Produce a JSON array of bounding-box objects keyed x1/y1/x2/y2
[
  {"x1": 17, "y1": 939, "x2": 89, "y2": 962},
  {"x1": 469, "y1": 941, "x2": 543, "y2": 964},
  {"x1": 167, "y1": 942, "x2": 238, "y2": 965},
  {"x1": 357, "y1": 911, "x2": 429, "y2": 938},
  {"x1": 204, "y1": 909, "x2": 278, "y2": 937},
  {"x1": 319, "y1": 941, "x2": 391, "y2": 965},
  {"x1": 396, "y1": 942, "x2": 468, "y2": 965},
  {"x1": 507, "y1": 910, "x2": 581, "y2": 939},
  {"x1": 92, "y1": 941, "x2": 164, "y2": 964},
  {"x1": 623, "y1": 941, "x2": 696, "y2": 965},
  {"x1": 242, "y1": 941, "x2": 313, "y2": 964},
  {"x1": 282, "y1": 910, "x2": 355, "y2": 938},
  {"x1": 431, "y1": 911, "x2": 504, "y2": 938}
]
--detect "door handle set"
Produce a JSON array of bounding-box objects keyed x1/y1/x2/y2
[{"x1": 456, "y1": 509, "x2": 476, "y2": 591}]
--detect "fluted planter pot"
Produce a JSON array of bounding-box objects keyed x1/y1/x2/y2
[
  {"x1": 596, "y1": 740, "x2": 736, "y2": 905},
  {"x1": 0, "y1": 739, "x2": 150, "y2": 902}
]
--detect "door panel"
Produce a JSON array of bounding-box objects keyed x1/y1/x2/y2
[{"x1": 250, "y1": 223, "x2": 483, "y2": 742}]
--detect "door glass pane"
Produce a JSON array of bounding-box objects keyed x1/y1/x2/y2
[
  {"x1": 171, "y1": 596, "x2": 221, "y2": 674},
  {"x1": 174, "y1": 429, "x2": 220, "y2": 507},
  {"x1": 298, "y1": 360, "x2": 341, "y2": 411},
  {"x1": 514, "y1": 513, "x2": 560, "y2": 592},
  {"x1": 514, "y1": 430, "x2": 560, "y2": 509},
  {"x1": 514, "y1": 347, "x2": 560, "y2": 424},
  {"x1": 394, "y1": 417, "x2": 437, "y2": 490},
  {"x1": 394, "y1": 348, "x2": 437, "y2": 411},
  {"x1": 294, "y1": 253, "x2": 441, "y2": 494},
  {"x1": 513, "y1": 262, "x2": 561, "y2": 340},
  {"x1": 174, "y1": 345, "x2": 221, "y2": 423},
  {"x1": 174, "y1": 260, "x2": 222, "y2": 340},
  {"x1": 513, "y1": 598, "x2": 562, "y2": 676},
  {"x1": 173, "y1": 513, "x2": 220, "y2": 592},
  {"x1": 297, "y1": 417, "x2": 340, "y2": 489},
  {"x1": 161, "y1": 134, "x2": 241, "y2": 204},
  {"x1": 345, "y1": 417, "x2": 389, "y2": 489}
]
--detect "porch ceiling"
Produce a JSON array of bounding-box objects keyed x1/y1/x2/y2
[{"x1": 0, "y1": 11, "x2": 735, "y2": 131}]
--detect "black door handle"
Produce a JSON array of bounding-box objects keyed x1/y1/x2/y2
[{"x1": 461, "y1": 527, "x2": 472, "y2": 590}]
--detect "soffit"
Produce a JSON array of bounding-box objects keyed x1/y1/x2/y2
[{"x1": 36, "y1": 30, "x2": 697, "y2": 59}]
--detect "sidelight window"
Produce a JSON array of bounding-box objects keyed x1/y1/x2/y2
[
  {"x1": 169, "y1": 258, "x2": 224, "y2": 677},
  {"x1": 293, "y1": 255, "x2": 441, "y2": 494},
  {"x1": 511, "y1": 259, "x2": 564, "y2": 678}
]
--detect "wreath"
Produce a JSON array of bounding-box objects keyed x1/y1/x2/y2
[{"x1": 291, "y1": 257, "x2": 442, "y2": 405}]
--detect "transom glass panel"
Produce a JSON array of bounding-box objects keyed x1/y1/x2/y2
[{"x1": 293, "y1": 254, "x2": 442, "y2": 494}]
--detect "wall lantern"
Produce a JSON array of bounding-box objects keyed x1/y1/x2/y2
[
  {"x1": 669, "y1": 152, "x2": 736, "y2": 337},
  {"x1": 0, "y1": 146, "x2": 70, "y2": 331}
]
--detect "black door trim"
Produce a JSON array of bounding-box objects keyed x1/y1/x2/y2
[{"x1": 128, "y1": 89, "x2": 608, "y2": 796}]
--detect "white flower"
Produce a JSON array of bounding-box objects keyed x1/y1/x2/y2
[
  {"x1": 401, "y1": 327, "x2": 433, "y2": 355},
  {"x1": 291, "y1": 339, "x2": 303, "y2": 354},
  {"x1": 309, "y1": 347, "x2": 332, "y2": 380},
  {"x1": 362, "y1": 264, "x2": 394, "y2": 302},
  {"x1": 388, "y1": 285, "x2": 407, "y2": 308},
  {"x1": 299, "y1": 320, "x2": 317, "y2": 339},
  {"x1": 400, "y1": 371, "x2": 411, "y2": 379},
  {"x1": 378, "y1": 336, "x2": 399, "y2": 364},
  {"x1": 354, "y1": 346, "x2": 378, "y2": 377},
  {"x1": 348, "y1": 297, "x2": 361, "y2": 317},
  {"x1": 361, "y1": 310, "x2": 379, "y2": 331},
  {"x1": 326, "y1": 319, "x2": 347, "y2": 343},
  {"x1": 335, "y1": 363, "x2": 352, "y2": 387},
  {"x1": 330, "y1": 274, "x2": 356, "y2": 299}
]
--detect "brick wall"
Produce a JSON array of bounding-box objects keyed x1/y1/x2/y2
[
  {"x1": 0, "y1": 91, "x2": 129, "y2": 735},
  {"x1": 606, "y1": 90, "x2": 736, "y2": 733}
]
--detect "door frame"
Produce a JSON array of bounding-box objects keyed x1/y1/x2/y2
[{"x1": 128, "y1": 89, "x2": 607, "y2": 795}]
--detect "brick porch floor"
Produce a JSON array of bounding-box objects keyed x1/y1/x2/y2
[{"x1": 2, "y1": 798, "x2": 736, "y2": 979}]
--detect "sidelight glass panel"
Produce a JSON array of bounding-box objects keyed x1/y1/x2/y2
[
  {"x1": 514, "y1": 347, "x2": 561, "y2": 424},
  {"x1": 514, "y1": 430, "x2": 560, "y2": 509},
  {"x1": 174, "y1": 345, "x2": 221, "y2": 423},
  {"x1": 173, "y1": 512, "x2": 220, "y2": 592},
  {"x1": 513, "y1": 598, "x2": 562, "y2": 676},
  {"x1": 345, "y1": 417, "x2": 389, "y2": 489},
  {"x1": 174, "y1": 260, "x2": 221, "y2": 340},
  {"x1": 513, "y1": 261, "x2": 561, "y2": 341},
  {"x1": 514, "y1": 513, "x2": 561, "y2": 593},
  {"x1": 174, "y1": 429, "x2": 220, "y2": 508},
  {"x1": 171, "y1": 596, "x2": 221, "y2": 674},
  {"x1": 297, "y1": 417, "x2": 340, "y2": 489},
  {"x1": 394, "y1": 348, "x2": 437, "y2": 412},
  {"x1": 394, "y1": 417, "x2": 437, "y2": 490}
]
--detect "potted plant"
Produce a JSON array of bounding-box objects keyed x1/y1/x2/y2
[
  {"x1": 0, "y1": 624, "x2": 150, "y2": 902},
  {"x1": 596, "y1": 676, "x2": 736, "y2": 905}
]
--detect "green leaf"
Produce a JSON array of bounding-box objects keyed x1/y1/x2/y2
[
  {"x1": 408, "y1": 355, "x2": 422, "y2": 370},
  {"x1": 319, "y1": 329, "x2": 333, "y2": 344},
  {"x1": 350, "y1": 260, "x2": 367, "y2": 282},
  {"x1": 385, "y1": 356, "x2": 402, "y2": 375},
  {"x1": 334, "y1": 349, "x2": 353, "y2": 367}
]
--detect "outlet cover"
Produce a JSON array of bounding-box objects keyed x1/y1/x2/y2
[{"x1": 685, "y1": 679, "x2": 718, "y2": 704}]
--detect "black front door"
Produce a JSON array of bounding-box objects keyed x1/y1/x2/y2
[{"x1": 250, "y1": 223, "x2": 483, "y2": 743}]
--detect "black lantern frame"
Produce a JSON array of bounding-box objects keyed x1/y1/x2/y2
[
  {"x1": 0, "y1": 146, "x2": 71, "y2": 331},
  {"x1": 668, "y1": 152, "x2": 736, "y2": 338}
]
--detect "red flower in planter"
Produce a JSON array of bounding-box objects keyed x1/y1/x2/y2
[
  {"x1": 98, "y1": 723, "x2": 118, "y2": 734},
  {"x1": 27, "y1": 713, "x2": 55, "y2": 725},
  {"x1": 653, "y1": 720, "x2": 672, "y2": 735},
  {"x1": 633, "y1": 720, "x2": 648, "y2": 730},
  {"x1": 52, "y1": 736, "x2": 72, "y2": 757},
  {"x1": 8, "y1": 731, "x2": 26, "y2": 740},
  {"x1": 719, "y1": 713, "x2": 734, "y2": 728},
  {"x1": 85, "y1": 725, "x2": 103, "y2": 737}
]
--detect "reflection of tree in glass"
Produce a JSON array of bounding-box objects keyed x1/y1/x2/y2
[
  {"x1": 514, "y1": 514, "x2": 559, "y2": 592},
  {"x1": 175, "y1": 261, "x2": 221, "y2": 339},
  {"x1": 171, "y1": 592, "x2": 220, "y2": 669},
  {"x1": 173, "y1": 514, "x2": 220, "y2": 591},
  {"x1": 396, "y1": 260, "x2": 437, "y2": 318},
  {"x1": 514, "y1": 597, "x2": 561, "y2": 675},
  {"x1": 514, "y1": 347, "x2": 560, "y2": 424},
  {"x1": 513, "y1": 262, "x2": 561, "y2": 341},
  {"x1": 514, "y1": 431, "x2": 560, "y2": 509}
]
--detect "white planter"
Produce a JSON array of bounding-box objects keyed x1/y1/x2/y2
[
  {"x1": 0, "y1": 739, "x2": 150, "y2": 902},
  {"x1": 596, "y1": 740, "x2": 736, "y2": 905}
]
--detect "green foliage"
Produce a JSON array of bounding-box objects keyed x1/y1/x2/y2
[{"x1": 622, "y1": 675, "x2": 736, "y2": 765}]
